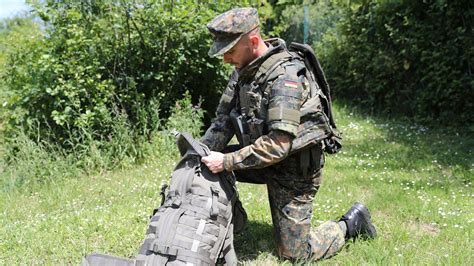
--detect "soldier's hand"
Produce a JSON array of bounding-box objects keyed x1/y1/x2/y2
[{"x1": 201, "y1": 151, "x2": 225, "y2": 173}]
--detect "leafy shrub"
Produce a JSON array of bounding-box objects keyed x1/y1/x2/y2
[
  {"x1": 0, "y1": 0, "x2": 272, "y2": 188},
  {"x1": 0, "y1": 16, "x2": 43, "y2": 130},
  {"x1": 154, "y1": 91, "x2": 206, "y2": 154},
  {"x1": 317, "y1": 0, "x2": 473, "y2": 125},
  {"x1": 2, "y1": 1, "x2": 234, "y2": 149}
]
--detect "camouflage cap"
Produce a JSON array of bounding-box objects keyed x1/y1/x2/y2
[{"x1": 207, "y1": 7, "x2": 260, "y2": 57}]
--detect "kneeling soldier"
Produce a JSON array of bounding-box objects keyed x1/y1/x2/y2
[{"x1": 201, "y1": 7, "x2": 376, "y2": 261}]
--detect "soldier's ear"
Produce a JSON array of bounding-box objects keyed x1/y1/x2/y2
[{"x1": 249, "y1": 35, "x2": 259, "y2": 48}]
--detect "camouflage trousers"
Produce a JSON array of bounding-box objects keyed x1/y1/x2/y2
[{"x1": 233, "y1": 145, "x2": 345, "y2": 261}]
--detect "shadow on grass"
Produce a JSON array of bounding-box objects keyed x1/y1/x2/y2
[
  {"x1": 234, "y1": 220, "x2": 277, "y2": 261},
  {"x1": 386, "y1": 126, "x2": 472, "y2": 183},
  {"x1": 334, "y1": 101, "x2": 473, "y2": 186}
]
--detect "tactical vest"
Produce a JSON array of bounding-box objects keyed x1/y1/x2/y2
[
  {"x1": 83, "y1": 132, "x2": 246, "y2": 266},
  {"x1": 230, "y1": 41, "x2": 341, "y2": 154}
]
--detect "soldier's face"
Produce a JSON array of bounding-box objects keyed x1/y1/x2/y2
[{"x1": 223, "y1": 37, "x2": 256, "y2": 70}]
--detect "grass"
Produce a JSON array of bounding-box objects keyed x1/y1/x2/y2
[{"x1": 0, "y1": 103, "x2": 473, "y2": 265}]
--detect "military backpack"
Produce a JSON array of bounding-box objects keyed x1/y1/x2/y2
[{"x1": 83, "y1": 132, "x2": 246, "y2": 266}]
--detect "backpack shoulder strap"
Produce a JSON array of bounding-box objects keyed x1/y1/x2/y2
[{"x1": 254, "y1": 50, "x2": 294, "y2": 86}]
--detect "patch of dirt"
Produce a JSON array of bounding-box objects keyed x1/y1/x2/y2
[
  {"x1": 359, "y1": 187, "x2": 373, "y2": 202},
  {"x1": 420, "y1": 223, "x2": 440, "y2": 236},
  {"x1": 373, "y1": 210, "x2": 390, "y2": 219},
  {"x1": 407, "y1": 222, "x2": 440, "y2": 237}
]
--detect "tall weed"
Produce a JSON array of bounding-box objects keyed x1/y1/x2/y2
[
  {"x1": 153, "y1": 91, "x2": 205, "y2": 157},
  {"x1": 0, "y1": 93, "x2": 204, "y2": 191},
  {"x1": 0, "y1": 131, "x2": 82, "y2": 191}
]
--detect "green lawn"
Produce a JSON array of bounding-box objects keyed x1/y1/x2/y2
[{"x1": 1, "y1": 104, "x2": 472, "y2": 265}]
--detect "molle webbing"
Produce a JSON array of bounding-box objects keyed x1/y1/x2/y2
[
  {"x1": 267, "y1": 84, "x2": 302, "y2": 125},
  {"x1": 268, "y1": 107, "x2": 300, "y2": 124},
  {"x1": 83, "y1": 132, "x2": 241, "y2": 266},
  {"x1": 137, "y1": 132, "x2": 240, "y2": 265},
  {"x1": 271, "y1": 85, "x2": 302, "y2": 99}
]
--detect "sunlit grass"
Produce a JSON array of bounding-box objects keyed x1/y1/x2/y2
[{"x1": 0, "y1": 103, "x2": 472, "y2": 264}]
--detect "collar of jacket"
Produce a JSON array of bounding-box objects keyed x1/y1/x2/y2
[{"x1": 237, "y1": 38, "x2": 287, "y2": 83}]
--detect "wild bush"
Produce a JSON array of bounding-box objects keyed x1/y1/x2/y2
[
  {"x1": 317, "y1": 0, "x2": 473, "y2": 125},
  {"x1": 1, "y1": 1, "x2": 235, "y2": 149},
  {"x1": 0, "y1": 0, "x2": 273, "y2": 188},
  {"x1": 0, "y1": 16, "x2": 42, "y2": 128}
]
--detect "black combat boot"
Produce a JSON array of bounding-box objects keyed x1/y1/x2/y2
[{"x1": 339, "y1": 202, "x2": 377, "y2": 240}]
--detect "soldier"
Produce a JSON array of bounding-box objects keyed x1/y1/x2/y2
[{"x1": 201, "y1": 7, "x2": 376, "y2": 261}]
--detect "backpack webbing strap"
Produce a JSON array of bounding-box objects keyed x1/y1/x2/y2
[
  {"x1": 179, "y1": 203, "x2": 229, "y2": 226},
  {"x1": 255, "y1": 51, "x2": 292, "y2": 80},
  {"x1": 190, "y1": 187, "x2": 231, "y2": 205},
  {"x1": 151, "y1": 242, "x2": 178, "y2": 256},
  {"x1": 169, "y1": 238, "x2": 202, "y2": 254},
  {"x1": 210, "y1": 223, "x2": 231, "y2": 263},
  {"x1": 138, "y1": 235, "x2": 155, "y2": 256},
  {"x1": 176, "y1": 215, "x2": 218, "y2": 236},
  {"x1": 146, "y1": 221, "x2": 159, "y2": 235},
  {"x1": 174, "y1": 249, "x2": 214, "y2": 265},
  {"x1": 82, "y1": 253, "x2": 134, "y2": 266},
  {"x1": 151, "y1": 242, "x2": 213, "y2": 264},
  {"x1": 178, "y1": 216, "x2": 220, "y2": 236},
  {"x1": 222, "y1": 227, "x2": 237, "y2": 266},
  {"x1": 211, "y1": 193, "x2": 237, "y2": 264},
  {"x1": 210, "y1": 185, "x2": 220, "y2": 218},
  {"x1": 149, "y1": 208, "x2": 185, "y2": 254},
  {"x1": 152, "y1": 240, "x2": 215, "y2": 264},
  {"x1": 134, "y1": 254, "x2": 168, "y2": 266},
  {"x1": 175, "y1": 227, "x2": 217, "y2": 247}
]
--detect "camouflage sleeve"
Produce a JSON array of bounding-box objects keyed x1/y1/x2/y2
[
  {"x1": 223, "y1": 130, "x2": 293, "y2": 171},
  {"x1": 265, "y1": 65, "x2": 305, "y2": 138},
  {"x1": 201, "y1": 70, "x2": 238, "y2": 152}
]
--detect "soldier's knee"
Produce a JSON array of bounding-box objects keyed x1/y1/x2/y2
[{"x1": 281, "y1": 200, "x2": 313, "y2": 222}]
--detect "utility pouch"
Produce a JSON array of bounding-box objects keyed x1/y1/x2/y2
[
  {"x1": 248, "y1": 117, "x2": 265, "y2": 142},
  {"x1": 232, "y1": 198, "x2": 248, "y2": 234},
  {"x1": 230, "y1": 109, "x2": 251, "y2": 147}
]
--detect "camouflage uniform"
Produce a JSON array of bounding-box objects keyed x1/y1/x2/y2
[{"x1": 202, "y1": 8, "x2": 345, "y2": 261}]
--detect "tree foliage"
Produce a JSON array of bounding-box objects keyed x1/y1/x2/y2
[
  {"x1": 0, "y1": 16, "x2": 42, "y2": 126},
  {"x1": 317, "y1": 0, "x2": 473, "y2": 125},
  {"x1": 2, "y1": 1, "x2": 242, "y2": 149},
  {"x1": 267, "y1": 0, "x2": 344, "y2": 44},
  {"x1": 268, "y1": 0, "x2": 473, "y2": 125}
]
